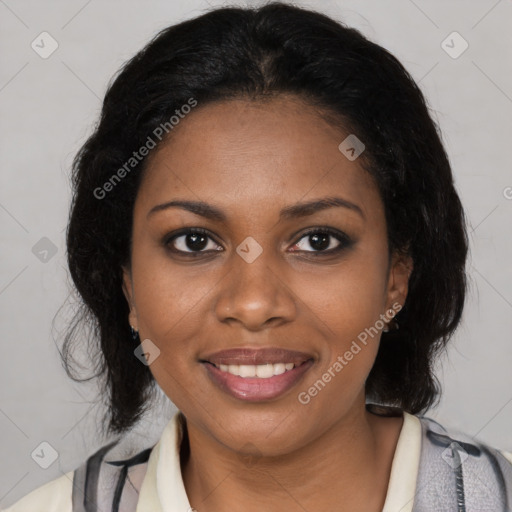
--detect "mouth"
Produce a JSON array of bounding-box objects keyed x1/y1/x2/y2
[
  {"x1": 199, "y1": 348, "x2": 315, "y2": 402},
  {"x1": 208, "y1": 361, "x2": 303, "y2": 378}
]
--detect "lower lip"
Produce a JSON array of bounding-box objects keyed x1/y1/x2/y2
[{"x1": 202, "y1": 359, "x2": 314, "y2": 402}]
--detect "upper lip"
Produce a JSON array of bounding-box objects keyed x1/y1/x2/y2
[{"x1": 201, "y1": 348, "x2": 314, "y2": 366}]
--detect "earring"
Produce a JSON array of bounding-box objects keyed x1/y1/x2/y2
[
  {"x1": 382, "y1": 309, "x2": 399, "y2": 333},
  {"x1": 130, "y1": 325, "x2": 140, "y2": 341}
]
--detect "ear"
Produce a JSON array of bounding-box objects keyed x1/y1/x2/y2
[
  {"x1": 122, "y1": 265, "x2": 138, "y2": 331},
  {"x1": 385, "y1": 250, "x2": 413, "y2": 312}
]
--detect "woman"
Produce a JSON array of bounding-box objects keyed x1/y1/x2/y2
[{"x1": 4, "y1": 2, "x2": 511, "y2": 511}]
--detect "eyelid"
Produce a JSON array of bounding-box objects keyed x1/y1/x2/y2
[
  {"x1": 164, "y1": 227, "x2": 223, "y2": 254},
  {"x1": 290, "y1": 226, "x2": 353, "y2": 254},
  {"x1": 163, "y1": 226, "x2": 353, "y2": 256}
]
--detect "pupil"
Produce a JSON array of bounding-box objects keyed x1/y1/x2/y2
[
  {"x1": 310, "y1": 233, "x2": 329, "y2": 251},
  {"x1": 187, "y1": 233, "x2": 207, "y2": 251}
]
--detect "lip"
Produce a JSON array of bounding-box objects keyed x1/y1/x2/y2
[
  {"x1": 201, "y1": 347, "x2": 313, "y2": 366},
  {"x1": 200, "y1": 348, "x2": 315, "y2": 402}
]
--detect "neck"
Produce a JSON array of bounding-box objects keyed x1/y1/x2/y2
[{"x1": 180, "y1": 401, "x2": 403, "y2": 512}]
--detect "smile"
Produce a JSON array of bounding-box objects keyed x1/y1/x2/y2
[
  {"x1": 202, "y1": 357, "x2": 314, "y2": 402},
  {"x1": 213, "y1": 362, "x2": 298, "y2": 378}
]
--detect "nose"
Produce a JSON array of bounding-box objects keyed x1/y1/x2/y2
[{"x1": 213, "y1": 246, "x2": 296, "y2": 331}]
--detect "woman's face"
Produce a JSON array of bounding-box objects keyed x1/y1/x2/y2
[{"x1": 122, "y1": 94, "x2": 411, "y2": 456}]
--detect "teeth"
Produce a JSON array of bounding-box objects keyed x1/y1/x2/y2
[{"x1": 216, "y1": 362, "x2": 298, "y2": 378}]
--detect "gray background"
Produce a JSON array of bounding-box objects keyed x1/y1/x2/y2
[{"x1": 1, "y1": 0, "x2": 511, "y2": 506}]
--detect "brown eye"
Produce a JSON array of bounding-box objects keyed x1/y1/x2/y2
[
  {"x1": 290, "y1": 228, "x2": 353, "y2": 254},
  {"x1": 165, "y1": 228, "x2": 223, "y2": 254}
]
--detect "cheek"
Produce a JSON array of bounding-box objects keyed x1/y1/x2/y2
[
  {"x1": 131, "y1": 236, "x2": 210, "y2": 336},
  {"x1": 132, "y1": 258, "x2": 204, "y2": 408},
  {"x1": 129, "y1": 242, "x2": 211, "y2": 392},
  {"x1": 294, "y1": 241, "x2": 388, "y2": 383},
  {"x1": 297, "y1": 241, "x2": 388, "y2": 336}
]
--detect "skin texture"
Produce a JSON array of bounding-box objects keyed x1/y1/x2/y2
[{"x1": 122, "y1": 94, "x2": 413, "y2": 512}]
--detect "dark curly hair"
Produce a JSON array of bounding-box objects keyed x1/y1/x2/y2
[{"x1": 61, "y1": 1, "x2": 469, "y2": 438}]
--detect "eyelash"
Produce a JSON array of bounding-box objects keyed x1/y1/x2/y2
[{"x1": 163, "y1": 226, "x2": 353, "y2": 258}]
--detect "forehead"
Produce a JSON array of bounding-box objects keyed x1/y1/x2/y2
[{"x1": 136, "y1": 95, "x2": 381, "y2": 223}]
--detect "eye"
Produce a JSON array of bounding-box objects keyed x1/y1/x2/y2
[
  {"x1": 164, "y1": 228, "x2": 223, "y2": 255},
  {"x1": 163, "y1": 226, "x2": 353, "y2": 257},
  {"x1": 290, "y1": 227, "x2": 352, "y2": 254}
]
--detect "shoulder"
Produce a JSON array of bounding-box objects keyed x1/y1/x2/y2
[
  {"x1": 1, "y1": 437, "x2": 155, "y2": 512},
  {"x1": 414, "y1": 414, "x2": 512, "y2": 510},
  {"x1": 1, "y1": 471, "x2": 74, "y2": 512}
]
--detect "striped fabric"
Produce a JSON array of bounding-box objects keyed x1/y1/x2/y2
[
  {"x1": 71, "y1": 439, "x2": 153, "y2": 512},
  {"x1": 414, "y1": 415, "x2": 512, "y2": 511},
  {"x1": 3, "y1": 407, "x2": 512, "y2": 511}
]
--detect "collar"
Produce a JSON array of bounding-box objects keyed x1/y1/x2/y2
[{"x1": 136, "y1": 409, "x2": 421, "y2": 512}]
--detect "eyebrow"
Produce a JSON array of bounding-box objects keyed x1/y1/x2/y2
[{"x1": 147, "y1": 196, "x2": 365, "y2": 221}]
